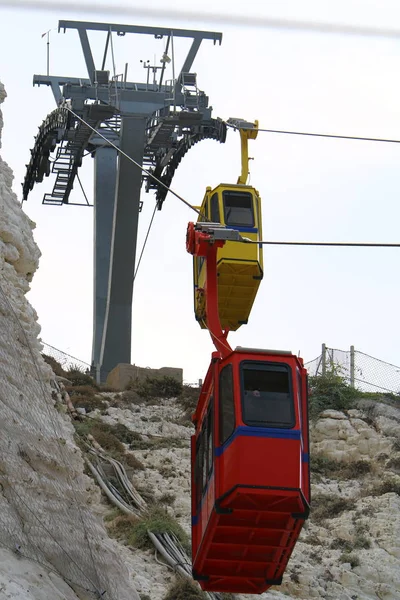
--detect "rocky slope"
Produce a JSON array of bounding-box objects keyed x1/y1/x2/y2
[{"x1": 89, "y1": 393, "x2": 400, "y2": 600}]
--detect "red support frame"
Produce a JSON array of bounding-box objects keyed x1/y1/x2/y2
[{"x1": 186, "y1": 222, "x2": 232, "y2": 358}]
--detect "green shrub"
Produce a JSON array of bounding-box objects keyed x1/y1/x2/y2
[
  {"x1": 123, "y1": 453, "x2": 145, "y2": 470},
  {"x1": 91, "y1": 429, "x2": 125, "y2": 454},
  {"x1": 129, "y1": 376, "x2": 183, "y2": 399},
  {"x1": 70, "y1": 394, "x2": 107, "y2": 412},
  {"x1": 99, "y1": 384, "x2": 118, "y2": 393},
  {"x1": 302, "y1": 533, "x2": 322, "y2": 546},
  {"x1": 311, "y1": 454, "x2": 342, "y2": 479},
  {"x1": 311, "y1": 454, "x2": 371, "y2": 481},
  {"x1": 339, "y1": 552, "x2": 360, "y2": 568},
  {"x1": 118, "y1": 390, "x2": 143, "y2": 405},
  {"x1": 387, "y1": 456, "x2": 400, "y2": 471},
  {"x1": 354, "y1": 534, "x2": 371, "y2": 549},
  {"x1": 128, "y1": 505, "x2": 190, "y2": 552},
  {"x1": 42, "y1": 354, "x2": 67, "y2": 377},
  {"x1": 106, "y1": 513, "x2": 139, "y2": 543},
  {"x1": 312, "y1": 494, "x2": 353, "y2": 523},
  {"x1": 178, "y1": 385, "x2": 200, "y2": 412},
  {"x1": 107, "y1": 423, "x2": 141, "y2": 445},
  {"x1": 66, "y1": 384, "x2": 97, "y2": 396},
  {"x1": 66, "y1": 367, "x2": 97, "y2": 387},
  {"x1": 159, "y1": 492, "x2": 176, "y2": 505},
  {"x1": 392, "y1": 439, "x2": 400, "y2": 452},
  {"x1": 331, "y1": 538, "x2": 353, "y2": 553},
  {"x1": 340, "y1": 460, "x2": 371, "y2": 479},
  {"x1": 129, "y1": 436, "x2": 187, "y2": 451},
  {"x1": 309, "y1": 370, "x2": 359, "y2": 420},
  {"x1": 163, "y1": 578, "x2": 205, "y2": 600},
  {"x1": 368, "y1": 478, "x2": 400, "y2": 496}
]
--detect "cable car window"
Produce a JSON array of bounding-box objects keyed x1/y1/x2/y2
[
  {"x1": 241, "y1": 362, "x2": 295, "y2": 428},
  {"x1": 202, "y1": 421, "x2": 207, "y2": 491},
  {"x1": 195, "y1": 433, "x2": 204, "y2": 507},
  {"x1": 210, "y1": 193, "x2": 220, "y2": 223},
  {"x1": 219, "y1": 364, "x2": 235, "y2": 444},
  {"x1": 196, "y1": 256, "x2": 205, "y2": 279},
  {"x1": 206, "y1": 402, "x2": 213, "y2": 477},
  {"x1": 223, "y1": 191, "x2": 254, "y2": 227},
  {"x1": 204, "y1": 199, "x2": 209, "y2": 220}
]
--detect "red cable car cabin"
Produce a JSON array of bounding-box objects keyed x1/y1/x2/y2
[
  {"x1": 191, "y1": 347, "x2": 310, "y2": 594},
  {"x1": 186, "y1": 222, "x2": 310, "y2": 594}
]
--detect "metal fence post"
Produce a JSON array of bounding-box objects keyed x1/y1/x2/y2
[
  {"x1": 350, "y1": 345, "x2": 355, "y2": 387},
  {"x1": 321, "y1": 343, "x2": 326, "y2": 375}
]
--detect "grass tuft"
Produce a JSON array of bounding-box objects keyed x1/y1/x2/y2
[
  {"x1": 42, "y1": 354, "x2": 67, "y2": 377},
  {"x1": 311, "y1": 453, "x2": 371, "y2": 481},
  {"x1": 127, "y1": 505, "x2": 190, "y2": 552},
  {"x1": 127, "y1": 375, "x2": 183, "y2": 399},
  {"x1": 163, "y1": 578, "x2": 205, "y2": 600},
  {"x1": 311, "y1": 494, "x2": 353, "y2": 524},
  {"x1": 367, "y1": 478, "x2": 400, "y2": 497},
  {"x1": 339, "y1": 552, "x2": 360, "y2": 568}
]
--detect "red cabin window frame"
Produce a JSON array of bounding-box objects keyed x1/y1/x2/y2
[
  {"x1": 219, "y1": 364, "x2": 236, "y2": 444},
  {"x1": 195, "y1": 399, "x2": 214, "y2": 507}
]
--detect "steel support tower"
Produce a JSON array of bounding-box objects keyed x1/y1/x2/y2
[{"x1": 23, "y1": 20, "x2": 226, "y2": 381}]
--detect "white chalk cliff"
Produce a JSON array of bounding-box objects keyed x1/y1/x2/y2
[
  {"x1": 0, "y1": 80, "x2": 399, "y2": 600},
  {"x1": 0, "y1": 82, "x2": 140, "y2": 600}
]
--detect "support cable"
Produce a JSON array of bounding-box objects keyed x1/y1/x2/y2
[
  {"x1": 77, "y1": 173, "x2": 92, "y2": 206},
  {"x1": 240, "y1": 239, "x2": 400, "y2": 248},
  {"x1": 225, "y1": 122, "x2": 400, "y2": 145},
  {"x1": 134, "y1": 202, "x2": 158, "y2": 280}
]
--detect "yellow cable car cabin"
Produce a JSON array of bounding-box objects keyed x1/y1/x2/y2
[{"x1": 193, "y1": 182, "x2": 263, "y2": 331}]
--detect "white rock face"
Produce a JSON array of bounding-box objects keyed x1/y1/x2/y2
[{"x1": 0, "y1": 83, "x2": 140, "y2": 600}]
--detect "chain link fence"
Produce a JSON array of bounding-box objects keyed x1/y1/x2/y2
[
  {"x1": 41, "y1": 340, "x2": 400, "y2": 396},
  {"x1": 42, "y1": 342, "x2": 91, "y2": 373},
  {"x1": 306, "y1": 344, "x2": 400, "y2": 395}
]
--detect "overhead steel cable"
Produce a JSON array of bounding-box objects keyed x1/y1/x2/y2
[
  {"x1": 134, "y1": 202, "x2": 158, "y2": 280},
  {"x1": 240, "y1": 240, "x2": 400, "y2": 248},
  {"x1": 225, "y1": 122, "x2": 400, "y2": 145}
]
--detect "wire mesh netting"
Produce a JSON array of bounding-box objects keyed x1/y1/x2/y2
[
  {"x1": 305, "y1": 345, "x2": 400, "y2": 395},
  {"x1": 42, "y1": 341, "x2": 90, "y2": 373}
]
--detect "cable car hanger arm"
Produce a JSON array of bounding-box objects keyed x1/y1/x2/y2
[
  {"x1": 226, "y1": 118, "x2": 258, "y2": 185},
  {"x1": 186, "y1": 223, "x2": 243, "y2": 357}
]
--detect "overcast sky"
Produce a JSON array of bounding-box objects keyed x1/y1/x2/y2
[{"x1": 1, "y1": 0, "x2": 400, "y2": 382}]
